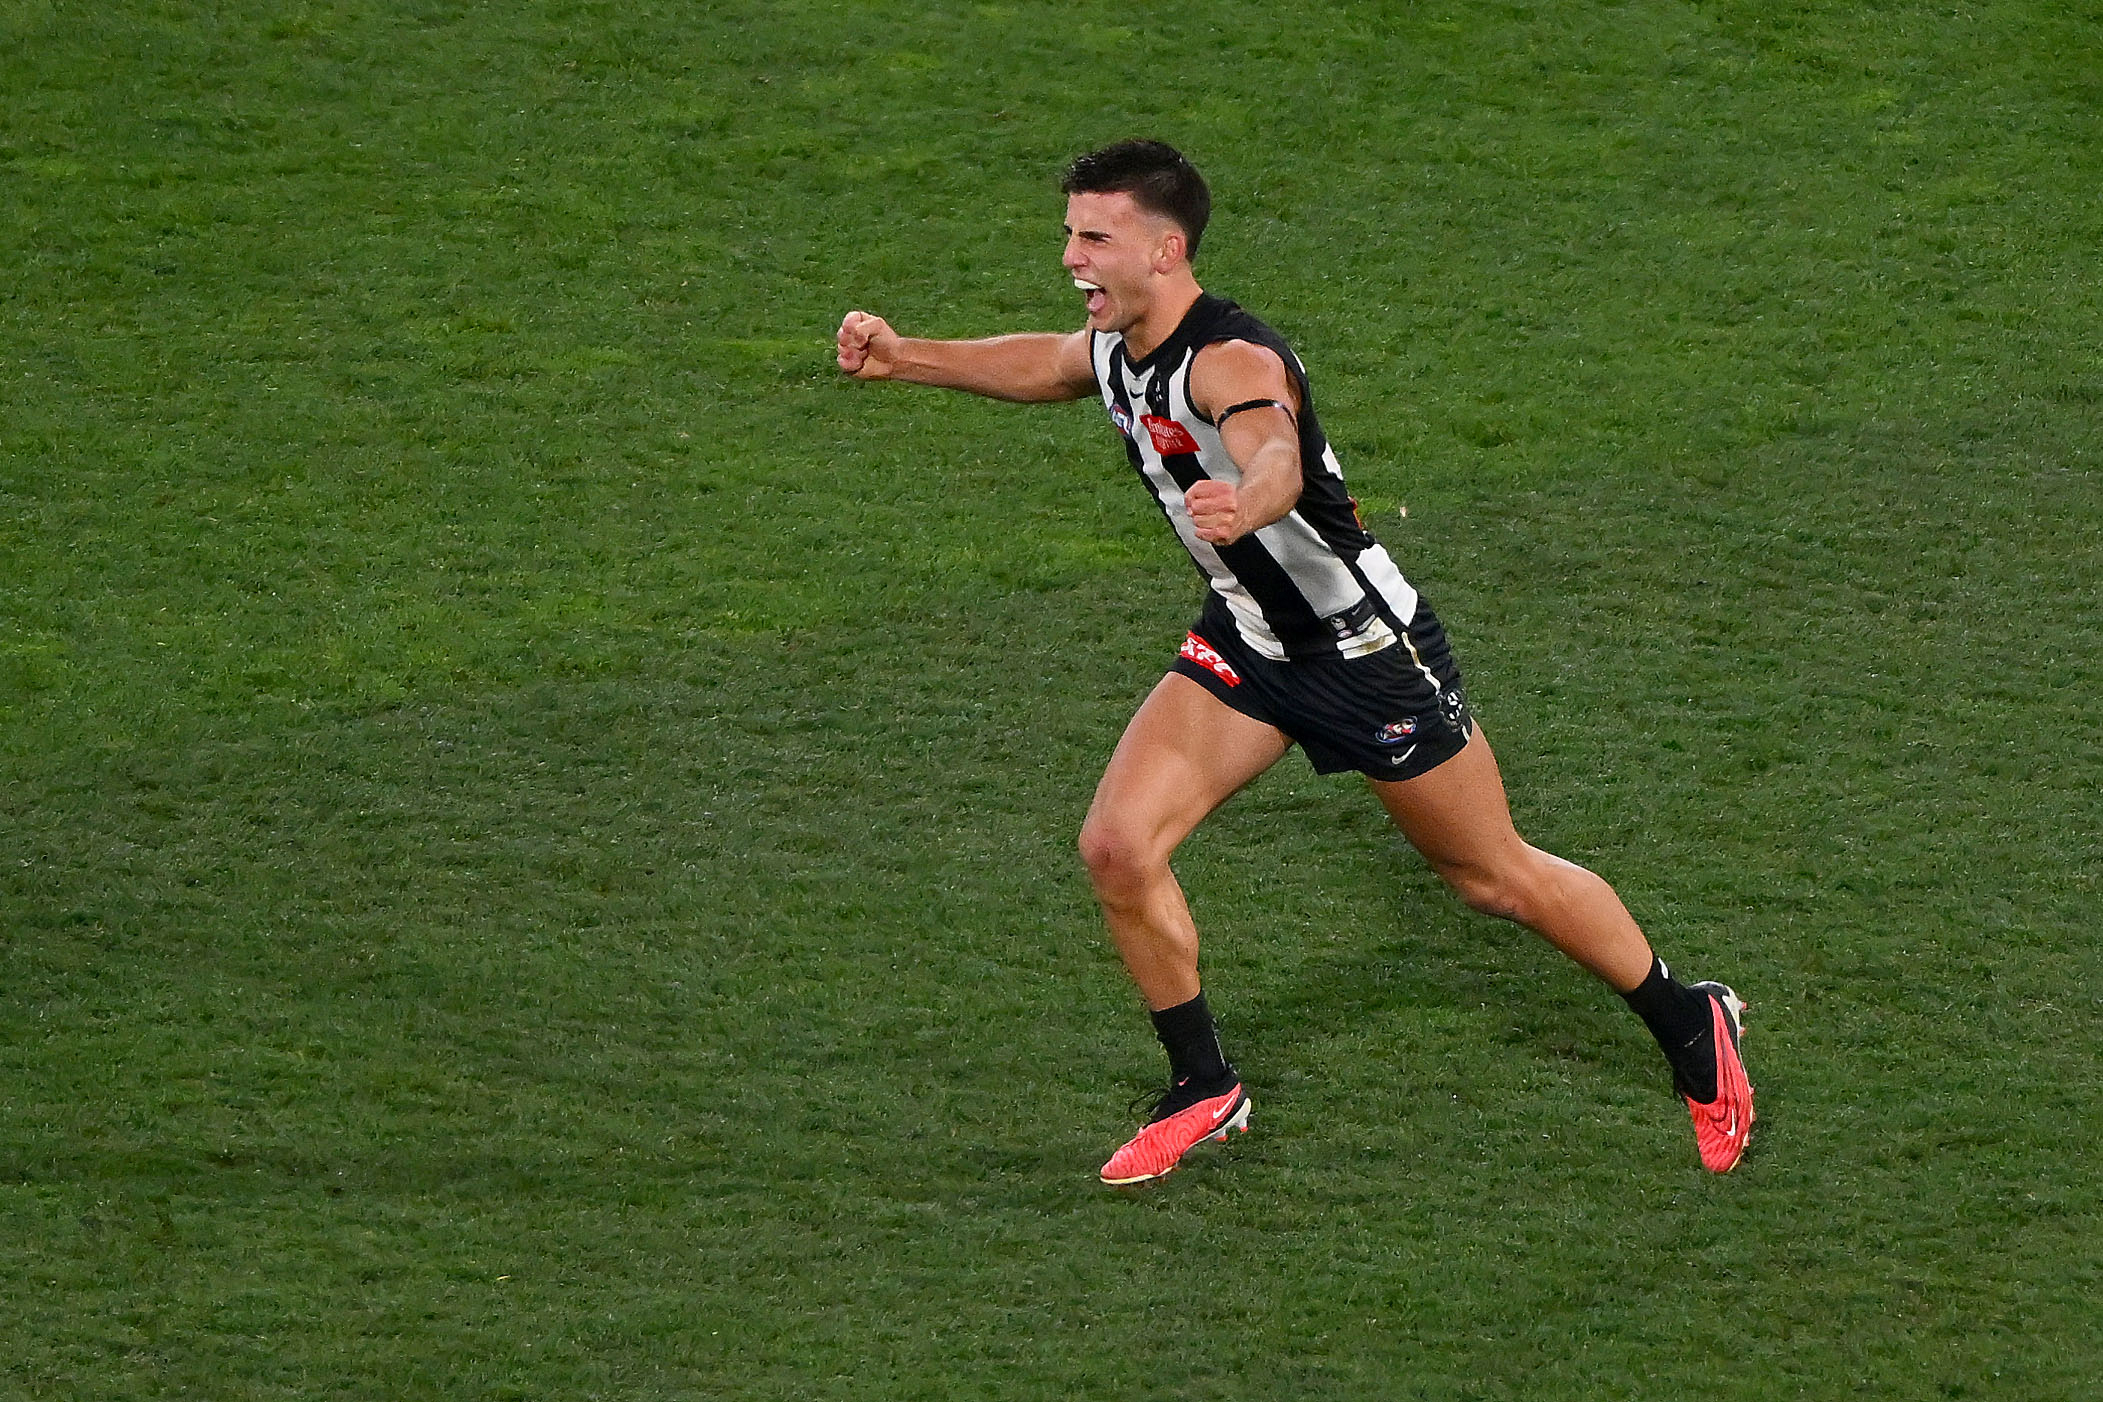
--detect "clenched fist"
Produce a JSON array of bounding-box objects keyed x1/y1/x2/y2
[
  {"x1": 837, "y1": 310, "x2": 900, "y2": 379},
  {"x1": 1184, "y1": 478, "x2": 1248, "y2": 546}
]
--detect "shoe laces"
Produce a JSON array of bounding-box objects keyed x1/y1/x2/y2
[{"x1": 1131, "y1": 1075, "x2": 1226, "y2": 1124}]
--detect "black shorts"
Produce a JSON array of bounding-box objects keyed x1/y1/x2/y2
[{"x1": 1169, "y1": 597, "x2": 1475, "y2": 780}]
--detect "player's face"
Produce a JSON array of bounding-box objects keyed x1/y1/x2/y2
[{"x1": 1062, "y1": 190, "x2": 1181, "y2": 334}]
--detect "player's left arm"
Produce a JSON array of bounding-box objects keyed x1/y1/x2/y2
[{"x1": 1184, "y1": 339, "x2": 1304, "y2": 547}]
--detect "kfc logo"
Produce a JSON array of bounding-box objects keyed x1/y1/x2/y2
[{"x1": 1178, "y1": 632, "x2": 1242, "y2": 687}]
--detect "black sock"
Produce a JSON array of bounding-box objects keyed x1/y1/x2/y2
[
  {"x1": 1150, "y1": 992, "x2": 1234, "y2": 1091},
  {"x1": 1621, "y1": 956, "x2": 1718, "y2": 1102}
]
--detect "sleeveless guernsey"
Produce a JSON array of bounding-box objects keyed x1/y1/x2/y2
[{"x1": 1089, "y1": 293, "x2": 1417, "y2": 662}]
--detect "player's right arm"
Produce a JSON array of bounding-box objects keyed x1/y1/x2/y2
[{"x1": 836, "y1": 311, "x2": 1095, "y2": 403}]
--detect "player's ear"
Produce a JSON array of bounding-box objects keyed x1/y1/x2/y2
[{"x1": 1157, "y1": 228, "x2": 1186, "y2": 270}]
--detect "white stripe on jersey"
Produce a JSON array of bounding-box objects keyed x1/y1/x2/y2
[{"x1": 1352, "y1": 542, "x2": 1420, "y2": 642}]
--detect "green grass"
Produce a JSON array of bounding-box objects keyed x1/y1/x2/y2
[{"x1": 4, "y1": 0, "x2": 2100, "y2": 1397}]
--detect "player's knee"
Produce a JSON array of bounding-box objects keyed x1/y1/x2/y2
[
  {"x1": 1437, "y1": 861, "x2": 1536, "y2": 924},
  {"x1": 1076, "y1": 820, "x2": 1159, "y2": 899}
]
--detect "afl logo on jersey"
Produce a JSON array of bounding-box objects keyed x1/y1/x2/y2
[
  {"x1": 1107, "y1": 403, "x2": 1134, "y2": 438},
  {"x1": 1142, "y1": 415, "x2": 1202, "y2": 456},
  {"x1": 1374, "y1": 719, "x2": 1418, "y2": 745}
]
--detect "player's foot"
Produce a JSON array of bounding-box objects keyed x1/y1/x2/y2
[
  {"x1": 1099, "y1": 1078, "x2": 1250, "y2": 1186},
  {"x1": 1681, "y1": 982, "x2": 1754, "y2": 1172}
]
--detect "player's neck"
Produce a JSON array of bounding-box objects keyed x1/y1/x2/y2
[{"x1": 1121, "y1": 276, "x2": 1203, "y2": 360}]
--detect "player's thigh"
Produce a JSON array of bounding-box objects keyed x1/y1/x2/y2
[
  {"x1": 1084, "y1": 672, "x2": 1291, "y2": 862},
  {"x1": 1365, "y1": 725, "x2": 1531, "y2": 879}
]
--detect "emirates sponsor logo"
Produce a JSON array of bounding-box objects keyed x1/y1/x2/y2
[
  {"x1": 1179, "y1": 632, "x2": 1242, "y2": 686},
  {"x1": 1142, "y1": 415, "x2": 1201, "y2": 456}
]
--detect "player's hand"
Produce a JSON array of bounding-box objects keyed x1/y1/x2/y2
[
  {"x1": 1185, "y1": 479, "x2": 1246, "y2": 545},
  {"x1": 837, "y1": 310, "x2": 900, "y2": 379}
]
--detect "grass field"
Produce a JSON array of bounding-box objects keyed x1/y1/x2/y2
[{"x1": 5, "y1": 1, "x2": 2100, "y2": 1397}]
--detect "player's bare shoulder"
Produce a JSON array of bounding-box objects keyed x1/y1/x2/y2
[
  {"x1": 1189, "y1": 337, "x2": 1298, "y2": 421},
  {"x1": 1054, "y1": 326, "x2": 1099, "y2": 398}
]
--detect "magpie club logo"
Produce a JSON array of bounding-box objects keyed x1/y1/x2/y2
[{"x1": 1439, "y1": 687, "x2": 1468, "y2": 731}]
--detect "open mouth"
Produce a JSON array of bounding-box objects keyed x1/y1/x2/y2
[{"x1": 1074, "y1": 277, "x2": 1106, "y2": 317}]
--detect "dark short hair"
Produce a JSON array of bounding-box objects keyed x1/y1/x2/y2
[{"x1": 1061, "y1": 140, "x2": 1211, "y2": 259}]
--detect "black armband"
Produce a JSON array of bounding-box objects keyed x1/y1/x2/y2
[{"x1": 1214, "y1": 398, "x2": 1297, "y2": 429}]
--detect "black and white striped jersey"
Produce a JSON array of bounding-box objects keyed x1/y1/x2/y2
[{"x1": 1089, "y1": 293, "x2": 1418, "y2": 662}]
